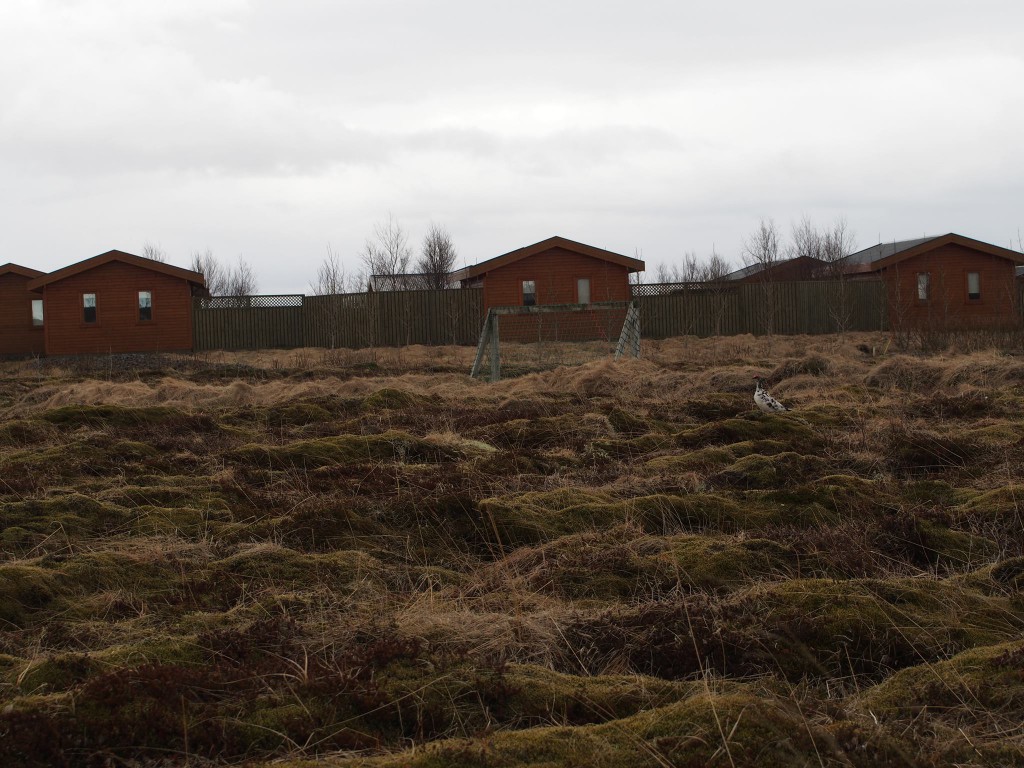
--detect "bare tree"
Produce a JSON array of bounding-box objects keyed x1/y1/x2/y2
[
  {"x1": 190, "y1": 249, "x2": 226, "y2": 295},
  {"x1": 743, "y1": 218, "x2": 782, "y2": 275},
  {"x1": 700, "y1": 250, "x2": 731, "y2": 282},
  {"x1": 224, "y1": 256, "x2": 258, "y2": 297},
  {"x1": 655, "y1": 252, "x2": 704, "y2": 283},
  {"x1": 141, "y1": 242, "x2": 167, "y2": 262},
  {"x1": 820, "y1": 217, "x2": 857, "y2": 333},
  {"x1": 789, "y1": 216, "x2": 823, "y2": 262},
  {"x1": 360, "y1": 214, "x2": 412, "y2": 291},
  {"x1": 743, "y1": 218, "x2": 782, "y2": 335},
  {"x1": 310, "y1": 244, "x2": 348, "y2": 295},
  {"x1": 416, "y1": 223, "x2": 457, "y2": 289}
]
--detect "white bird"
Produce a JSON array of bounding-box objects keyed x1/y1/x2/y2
[{"x1": 753, "y1": 376, "x2": 789, "y2": 414}]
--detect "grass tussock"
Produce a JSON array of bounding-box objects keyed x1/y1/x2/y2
[{"x1": 2, "y1": 331, "x2": 1024, "y2": 767}]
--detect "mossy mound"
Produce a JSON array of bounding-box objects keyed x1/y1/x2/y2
[
  {"x1": 479, "y1": 491, "x2": 752, "y2": 548},
  {"x1": 955, "y1": 484, "x2": 1024, "y2": 519},
  {"x1": 667, "y1": 534, "x2": 797, "y2": 590},
  {"x1": 361, "y1": 387, "x2": 427, "y2": 412},
  {"x1": 772, "y1": 353, "x2": 831, "y2": 379},
  {"x1": 676, "y1": 415, "x2": 817, "y2": 449},
  {"x1": 0, "y1": 419, "x2": 54, "y2": 447},
  {"x1": 205, "y1": 545, "x2": 388, "y2": 592},
  {"x1": 730, "y1": 577, "x2": 1024, "y2": 680},
  {"x1": 343, "y1": 689, "x2": 839, "y2": 768},
  {"x1": 855, "y1": 640, "x2": 1024, "y2": 721},
  {"x1": 41, "y1": 403, "x2": 212, "y2": 430},
  {"x1": 714, "y1": 451, "x2": 826, "y2": 489},
  {"x1": 0, "y1": 565, "x2": 61, "y2": 627},
  {"x1": 866, "y1": 356, "x2": 944, "y2": 392},
  {"x1": 680, "y1": 392, "x2": 749, "y2": 420},
  {"x1": 606, "y1": 406, "x2": 651, "y2": 436},
  {"x1": 0, "y1": 494, "x2": 129, "y2": 550},
  {"x1": 644, "y1": 446, "x2": 735, "y2": 473},
  {"x1": 474, "y1": 413, "x2": 611, "y2": 451},
  {"x1": 231, "y1": 430, "x2": 458, "y2": 469}
]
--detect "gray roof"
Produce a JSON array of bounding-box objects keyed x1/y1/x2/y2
[
  {"x1": 723, "y1": 262, "x2": 767, "y2": 280},
  {"x1": 842, "y1": 237, "x2": 938, "y2": 266}
]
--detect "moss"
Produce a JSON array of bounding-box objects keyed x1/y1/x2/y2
[
  {"x1": 0, "y1": 493, "x2": 128, "y2": 546},
  {"x1": 207, "y1": 545, "x2": 387, "y2": 591},
  {"x1": 605, "y1": 407, "x2": 650, "y2": 436},
  {"x1": 40, "y1": 403, "x2": 208, "y2": 429},
  {"x1": 478, "y1": 491, "x2": 751, "y2": 547},
  {"x1": 990, "y1": 556, "x2": 1024, "y2": 590},
  {"x1": 15, "y1": 653, "x2": 97, "y2": 693},
  {"x1": 644, "y1": 446, "x2": 735, "y2": 473},
  {"x1": 680, "y1": 392, "x2": 749, "y2": 421},
  {"x1": 715, "y1": 451, "x2": 825, "y2": 489},
  {"x1": 270, "y1": 401, "x2": 334, "y2": 426},
  {"x1": 955, "y1": 484, "x2": 1024, "y2": 518},
  {"x1": 667, "y1": 535, "x2": 797, "y2": 590},
  {"x1": 901, "y1": 479, "x2": 959, "y2": 506},
  {"x1": 885, "y1": 425, "x2": 989, "y2": 476},
  {"x1": 107, "y1": 440, "x2": 161, "y2": 462},
  {"x1": 361, "y1": 387, "x2": 425, "y2": 412},
  {"x1": 231, "y1": 430, "x2": 457, "y2": 469},
  {"x1": 676, "y1": 415, "x2": 817, "y2": 449},
  {"x1": 497, "y1": 664, "x2": 708, "y2": 724},
  {"x1": 481, "y1": 414, "x2": 610, "y2": 451},
  {"x1": 0, "y1": 565, "x2": 61, "y2": 626},
  {"x1": 0, "y1": 419, "x2": 54, "y2": 447},
  {"x1": 589, "y1": 433, "x2": 675, "y2": 459},
  {"x1": 55, "y1": 549, "x2": 184, "y2": 602},
  {"x1": 855, "y1": 640, "x2": 1024, "y2": 721},
  {"x1": 773, "y1": 353, "x2": 830, "y2": 379},
  {"x1": 915, "y1": 519, "x2": 998, "y2": 568},
  {"x1": 731, "y1": 577, "x2": 1024, "y2": 680},
  {"x1": 348, "y1": 690, "x2": 838, "y2": 768},
  {"x1": 765, "y1": 474, "x2": 888, "y2": 516}
]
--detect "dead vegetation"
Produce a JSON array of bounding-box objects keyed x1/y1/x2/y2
[{"x1": 2, "y1": 332, "x2": 1024, "y2": 767}]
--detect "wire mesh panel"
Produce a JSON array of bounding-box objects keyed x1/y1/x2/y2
[{"x1": 470, "y1": 301, "x2": 638, "y2": 381}]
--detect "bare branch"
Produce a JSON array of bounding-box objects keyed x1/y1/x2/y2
[
  {"x1": 141, "y1": 242, "x2": 167, "y2": 263},
  {"x1": 416, "y1": 223, "x2": 457, "y2": 289},
  {"x1": 310, "y1": 244, "x2": 348, "y2": 295},
  {"x1": 361, "y1": 214, "x2": 412, "y2": 291},
  {"x1": 190, "y1": 249, "x2": 225, "y2": 295}
]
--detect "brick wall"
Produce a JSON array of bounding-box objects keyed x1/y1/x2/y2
[
  {"x1": 42, "y1": 261, "x2": 195, "y2": 355},
  {"x1": 0, "y1": 273, "x2": 45, "y2": 356}
]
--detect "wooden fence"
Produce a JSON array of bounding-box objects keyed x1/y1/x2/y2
[
  {"x1": 191, "y1": 280, "x2": 889, "y2": 351},
  {"x1": 193, "y1": 290, "x2": 485, "y2": 351},
  {"x1": 637, "y1": 279, "x2": 887, "y2": 339}
]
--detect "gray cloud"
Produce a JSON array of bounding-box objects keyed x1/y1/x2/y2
[{"x1": 1, "y1": 0, "x2": 1022, "y2": 292}]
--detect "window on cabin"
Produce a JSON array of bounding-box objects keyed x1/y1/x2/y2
[
  {"x1": 577, "y1": 278, "x2": 591, "y2": 304},
  {"x1": 83, "y1": 293, "x2": 97, "y2": 323},
  {"x1": 916, "y1": 273, "x2": 930, "y2": 301},
  {"x1": 522, "y1": 280, "x2": 536, "y2": 306},
  {"x1": 138, "y1": 290, "x2": 153, "y2": 321},
  {"x1": 31, "y1": 299, "x2": 43, "y2": 327},
  {"x1": 967, "y1": 272, "x2": 981, "y2": 301}
]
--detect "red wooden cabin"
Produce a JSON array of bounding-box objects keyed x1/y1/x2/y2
[
  {"x1": 26, "y1": 250, "x2": 206, "y2": 356},
  {"x1": 451, "y1": 236, "x2": 645, "y2": 309},
  {"x1": 0, "y1": 264, "x2": 46, "y2": 357},
  {"x1": 450, "y1": 236, "x2": 645, "y2": 343},
  {"x1": 844, "y1": 234, "x2": 1024, "y2": 331}
]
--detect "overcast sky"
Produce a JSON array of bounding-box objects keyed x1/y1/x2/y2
[{"x1": 2, "y1": 0, "x2": 1022, "y2": 292}]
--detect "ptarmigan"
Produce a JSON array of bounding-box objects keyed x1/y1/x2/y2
[{"x1": 753, "y1": 376, "x2": 789, "y2": 414}]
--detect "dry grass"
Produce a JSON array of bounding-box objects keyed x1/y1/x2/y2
[{"x1": 2, "y1": 331, "x2": 1024, "y2": 767}]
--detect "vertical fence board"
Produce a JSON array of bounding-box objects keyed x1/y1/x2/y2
[{"x1": 193, "y1": 281, "x2": 893, "y2": 351}]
